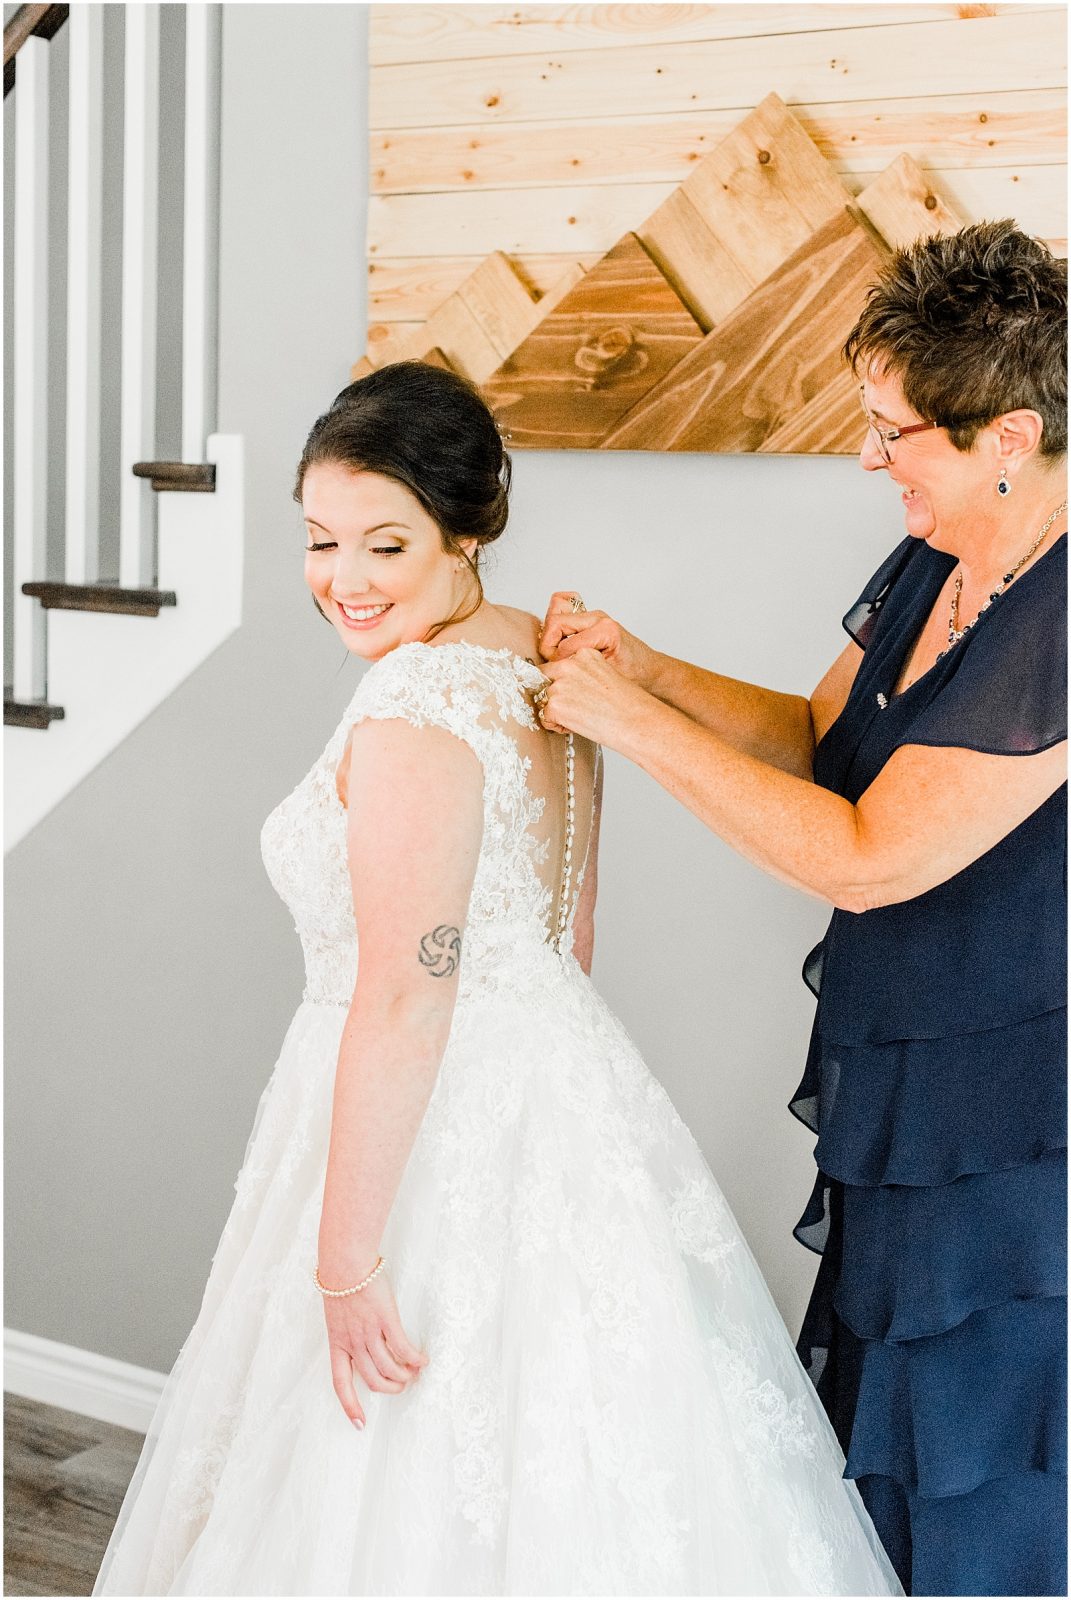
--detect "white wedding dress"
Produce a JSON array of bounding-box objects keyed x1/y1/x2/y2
[{"x1": 94, "y1": 640, "x2": 900, "y2": 1597}]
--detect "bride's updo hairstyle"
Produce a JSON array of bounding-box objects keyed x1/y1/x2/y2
[{"x1": 294, "y1": 360, "x2": 512, "y2": 639}]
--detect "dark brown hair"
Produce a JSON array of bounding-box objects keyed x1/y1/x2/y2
[
  {"x1": 845, "y1": 219, "x2": 1067, "y2": 457},
  {"x1": 294, "y1": 361, "x2": 512, "y2": 639}
]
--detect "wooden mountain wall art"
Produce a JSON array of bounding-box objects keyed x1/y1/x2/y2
[{"x1": 352, "y1": 93, "x2": 965, "y2": 455}]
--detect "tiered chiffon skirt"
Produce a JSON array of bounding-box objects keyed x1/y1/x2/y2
[{"x1": 790, "y1": 1005, "x2": 1067, "y2": 1596}]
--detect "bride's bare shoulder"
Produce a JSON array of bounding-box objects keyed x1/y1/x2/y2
[{"x1": 493, "y1": 604, "x2": 543, "y2": 656}]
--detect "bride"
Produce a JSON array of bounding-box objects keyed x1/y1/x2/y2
[{"x1": 94, "y1": 362, "x2": 900, "y2": 1597}]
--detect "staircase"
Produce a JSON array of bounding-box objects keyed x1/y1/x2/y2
[{"x1": 3, "y1": 3, "x2": 244, "y2": 850}]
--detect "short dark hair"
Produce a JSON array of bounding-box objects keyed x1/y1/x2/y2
[
  {"x1": 845, "y1": 220, "x2": 1067, "y2": 457},
  {"x1": 294, "y1": 361, "x2": 512, "y2": 635}
]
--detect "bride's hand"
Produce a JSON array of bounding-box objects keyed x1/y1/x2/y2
[
  {"x1": 539, "y1": 592, "x2": 658, "y2": 688},
  {"x1": 321, "y1": 1271, "x2": 428, "y2": 1428}
]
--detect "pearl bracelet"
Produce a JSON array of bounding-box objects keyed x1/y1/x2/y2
[{"x1": 313, "y1": 1255, "x2": 387, "y2": 1298}]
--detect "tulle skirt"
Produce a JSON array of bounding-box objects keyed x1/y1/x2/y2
[{"x1": 94, "y1": 966, "x2": 901, "y2": 1596}]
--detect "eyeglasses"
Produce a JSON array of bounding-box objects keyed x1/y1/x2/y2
[{"x1": 857, "y1": 385, "x2": 940, "y2": 464}]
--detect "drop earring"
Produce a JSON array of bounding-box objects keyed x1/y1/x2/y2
[{"x1": 997, "y1": 468, "x2": 1011, "y2": 497}]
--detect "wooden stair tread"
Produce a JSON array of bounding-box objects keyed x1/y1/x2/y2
[
  {"x1": 131, "y1": 461, "x2": 216, "y2": 493},
  {"x1": 21, "y1": 582, "x2": 178, "y2": 617},
  {"x1": 4, "y1": 697, "x2": 65, "y2": 729}
]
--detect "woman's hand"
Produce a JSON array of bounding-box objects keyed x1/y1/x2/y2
[
  {"x1": 538, "y1": 646, "x2": 659, "y2": 751},
  {"x1": 321, "y1": 1269, "x2": 428, "y2": 1429},
  {"x1": 539, "y1": 592, "x2": 659, "y2": 688}
]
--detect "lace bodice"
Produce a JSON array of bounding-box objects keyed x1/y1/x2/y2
[{"x1": 260, "y1": 642, "x2": 598, "y2": 1006}]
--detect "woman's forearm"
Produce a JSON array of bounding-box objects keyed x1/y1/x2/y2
[
  {"x1": 317, "y1": 989, "x2": 453, "y2": 1279},
  {"x1": 618, "y1": 693, "x2": 860, "y2": 907},
  {"x1": 644, "y1": 650, "x2": 816, "y2": 780}
]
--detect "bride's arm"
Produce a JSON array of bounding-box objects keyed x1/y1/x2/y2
[{"x1": 317, "y1": 716, "x2": 483, "y2": 1425}]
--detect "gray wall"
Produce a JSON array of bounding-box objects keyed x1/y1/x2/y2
[{"x1": 4, "y1": 5, "x2": 902, "y2": 1376}]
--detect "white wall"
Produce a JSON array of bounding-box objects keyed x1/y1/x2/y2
[{"x1": 4, "y1": 4, "x2": 903, "y2": 1378}]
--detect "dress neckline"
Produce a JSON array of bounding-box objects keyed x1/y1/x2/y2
[{"x1": 887, "y1": 528, "x2": 1066, "y2": 707}]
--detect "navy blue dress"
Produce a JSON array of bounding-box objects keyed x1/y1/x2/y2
[{"x1": 791, "y1": 531, "x2": 1067, "y2": 1596}]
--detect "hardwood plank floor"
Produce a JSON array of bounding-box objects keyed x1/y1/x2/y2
[{"x1": 4, "y1": 1394, "x2": 143, "y2": 1597}]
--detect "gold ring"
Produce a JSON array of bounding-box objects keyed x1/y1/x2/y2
[
  {"x1": 570, "y1": 595, "x2": 586, "y2": 613},
  {"x1": 533, "y1": 686, "x2": 549, "y2": 708}
]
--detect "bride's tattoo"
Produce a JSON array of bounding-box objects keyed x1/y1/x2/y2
[{"x1": 418, "y1": 925, "x2": 462, "y2": 978}]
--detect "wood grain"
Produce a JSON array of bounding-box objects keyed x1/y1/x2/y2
[
  {"x1": 369, "y1": 5, "x2": 1051, "y2": 67},
  {"x1": 454, "y1": 250, "x2": 541, "y2": 358},
  {"x1": 680, "y1": 93, "x2": 851, "y2": 286},
  {"x1": 4, "y1": 1393, "x2": 142, "y2": 1598},
  {"x1": 368, "y1": 253, "x2": 603, "y2": 320},
  {"x1": 855, "y1": 152, "x2": 963, "y2": 247},
  {"x1": 602, "y1": 208, "x2": 886, "y2": 453},
  {"x1": 370, "y1": 91, "x2": 1068, "y2": 192},
  {"x1": 638, "y1": 187, "x2": 752, "y2": 331},
  {"x1": 481, "y1": 233, "x2": 705, "y2": 449},
  {"x1": 369, "y1": 12, "x2": 1065, "y2": 130},
  {"x1": 367, "y1": 161, "x2": 1065, "y2": 261}
]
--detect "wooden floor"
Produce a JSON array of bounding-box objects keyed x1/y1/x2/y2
[{"x1": 4, "y1": 1393, "x2": 144, "y2": 1597}]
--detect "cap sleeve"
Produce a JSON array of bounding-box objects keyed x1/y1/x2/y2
[
  {"x1": 842, "y1": 536, "x2": 920, "y2": 650},
  {"x1": 900, "y1": 538, "x2": 1067, "y2": 757},
  {"x1": 347, "y1": 641, "x2": 540, "y2": 771}
]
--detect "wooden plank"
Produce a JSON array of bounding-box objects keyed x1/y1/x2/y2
[
  {"x1": 681, "y1": 93, "x2": 851, "y2": 284},
  {"x1": 361, "y1": 255, "x2": 589, "y2": 380},
  {"x1": 481, "y1": 233, "x2": 706, "y2": 449},
  {"x1": 854, "y1": 154, "x2": 963, "y2": 248},
  {"x1": 894, "y1": 161, "x2": 1066, "y2": 243},
  {"x1": 364, "y1": 320, "x2": 425, "y2": 367},
  {"x1": 377, "y1": 292, "x2": 502, "y2": 380},
  {"x1": 369, "y1": 6, "x2": 1053, "y2": 66},
  {"x1": 368, "y1": 252, "x2": 603, "y2": 320},
  {"x1": 367, "y1": 162, "x2": 1066, "y2": 261},
  {"x1": 369, "y1": 13, "x2": 1066, "y2": 130},
  {"x1": 353, "y1": 344, "x2": 456, "y2": 378},
  {"x1": 759, "y1": 372, "x2": 866, "y2": 456},
  {"x1": 370, "y1": 90, "x2": 1068, "y2": 193},
  {"x1": 455, "y1": 249, "x2": 540, "y2": 358},
  {"x1": 602, "y1": 209, "x2": 886, "y2": 453},
  {"x1": 638, "y1": 187, "x2": 753, "y2": 331},
  {"x1": 368, "y1": 181, "x2": 674, "y2": 258}
]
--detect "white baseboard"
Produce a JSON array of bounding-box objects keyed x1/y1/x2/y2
[{"x1": 4, "y1": 1327, "x2": 166, "y2": 1434}]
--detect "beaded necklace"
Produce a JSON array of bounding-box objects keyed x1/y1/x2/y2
[{"x1": 938, "y1": 498, "x2": 1068, "y2": 660}]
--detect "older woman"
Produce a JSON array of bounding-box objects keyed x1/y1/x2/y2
[{"x1": 538, "y1": 220, "x2": 1066, "y2": 1598}]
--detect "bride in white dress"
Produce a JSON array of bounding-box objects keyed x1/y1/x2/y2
[{"x1": 94, "y1": 363, "x2": 900, "y2": 1598}]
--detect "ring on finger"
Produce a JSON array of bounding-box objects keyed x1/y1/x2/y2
[
  {"x1": 533, "y1": 685, "x2": 549, "y2": 708},
  {"x1": 569, "y1": 595, "x2": 586, "y2": 613}
]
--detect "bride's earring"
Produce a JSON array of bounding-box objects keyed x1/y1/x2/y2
[{"x1": 997, "y1": 468, "x2": 1012, "y2": 497}]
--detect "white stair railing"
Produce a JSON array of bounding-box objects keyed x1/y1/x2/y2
[
  {"x1": 182, "y1": 4, "x2": 221, "y2": 464},
  {"x1": 64, "y1": 2, "x2": 104, "y2": 587},
  {"x1": 118, "y1": 3, "x2": 160, "y2": 590},
  {"x1": 12, "y1": 33, "x2": 49, "y2": 705},
  {"x1": 4, "y1": 3, "x2": 243, "y2": 850}
]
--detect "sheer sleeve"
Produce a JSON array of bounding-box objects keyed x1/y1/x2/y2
[
  {"x1": 901, "y1": 539, "x2": 1067, "y2": 757},
  {"x1": 842, "y1": 536, "x2": 920, "y2": 650}
]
